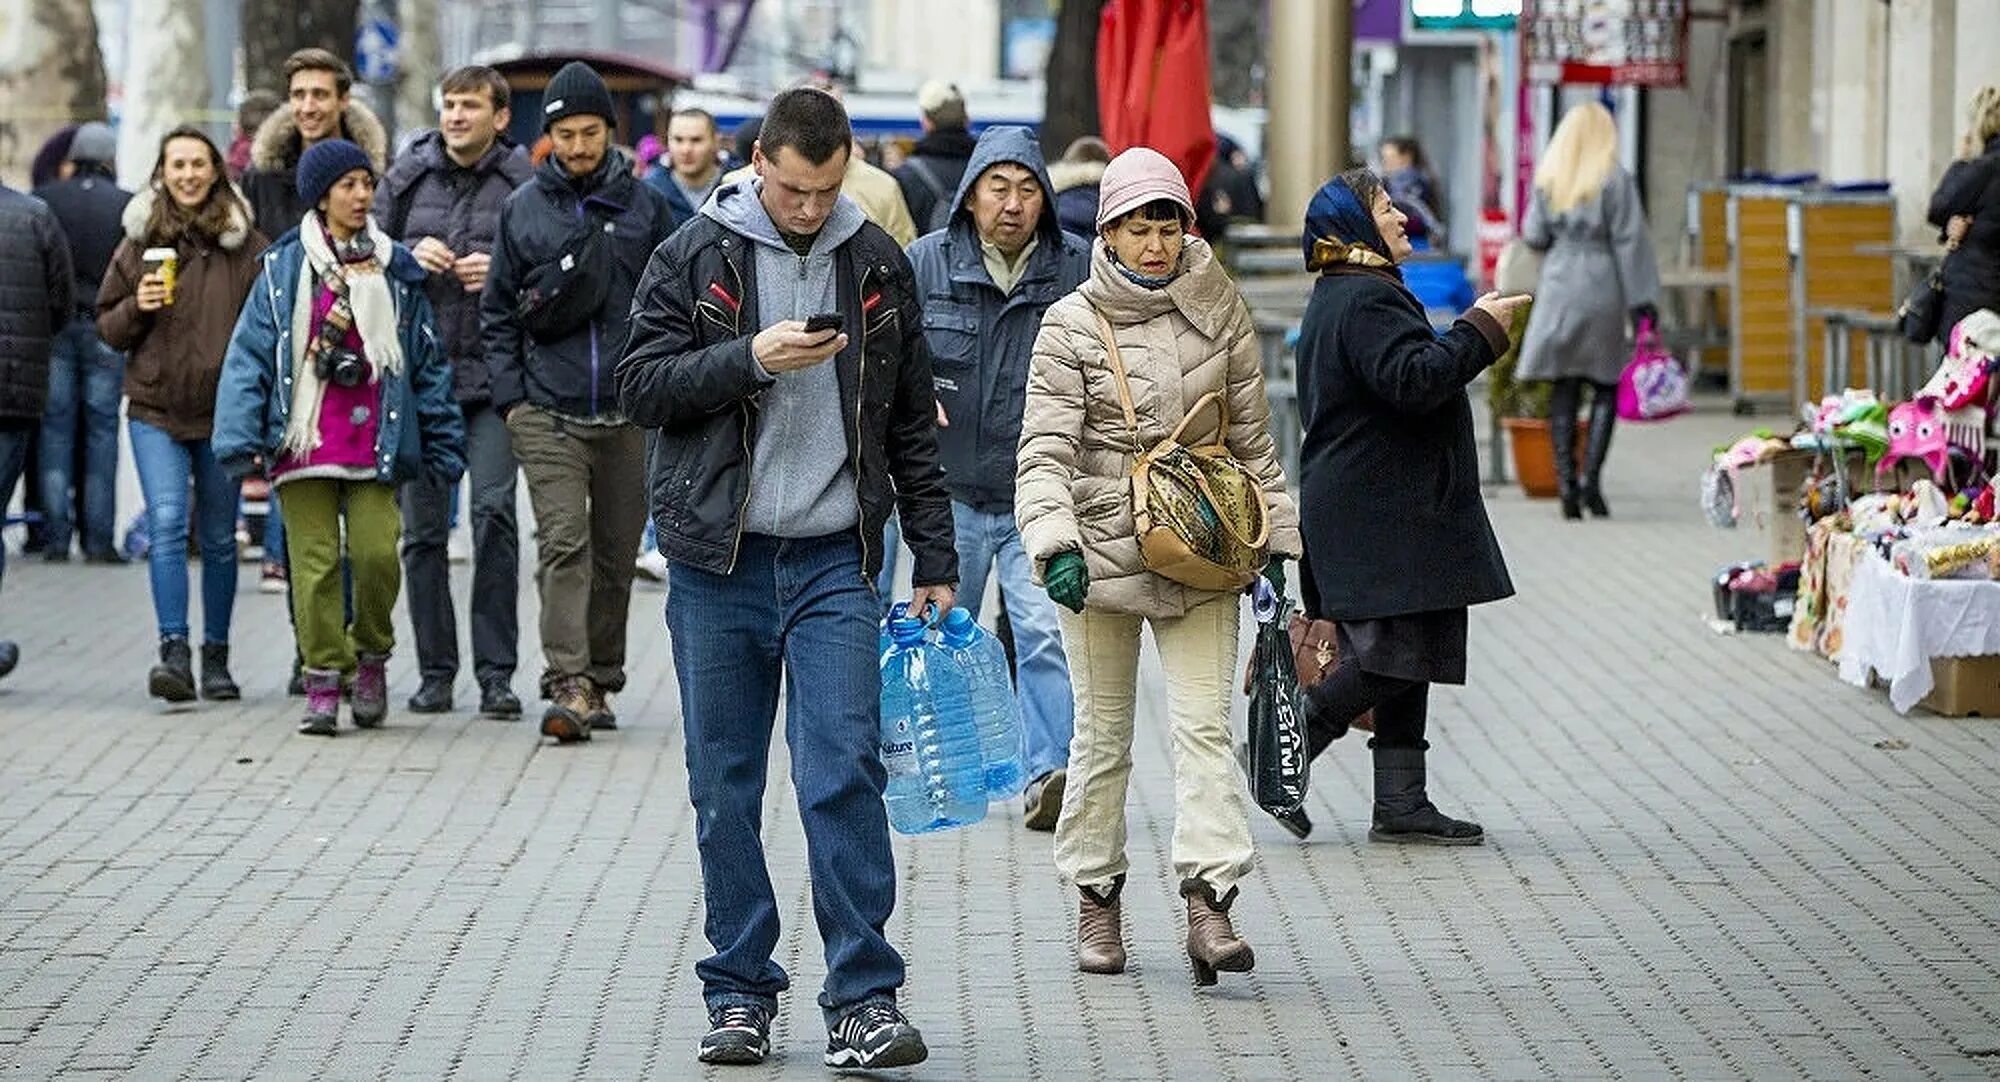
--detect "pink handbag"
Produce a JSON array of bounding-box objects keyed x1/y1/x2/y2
[{"x1": 1616, "y1": 318, "x2": 1692, "y2": 422}]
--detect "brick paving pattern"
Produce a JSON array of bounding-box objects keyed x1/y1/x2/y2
[{"x1": 3, "y1": 403, "x2": 2000, "y2": 1079}]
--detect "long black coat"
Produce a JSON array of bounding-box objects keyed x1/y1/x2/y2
[
  {"x1": 1928, "y1": 136, "x2": 2000, "y2": 342},
  {"x1": 0, "y1": 186, "x2": 73, "y2": 423},
  {"x1": 1296, "y1": 268, "x2": 1515, "y2": 622}
]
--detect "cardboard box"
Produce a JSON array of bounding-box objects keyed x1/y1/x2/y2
[
  {"x1": 1918, "y1": 655, "x2": 2000, "y2": 718},
  {"x1": 1736, "y1": 449, "x2": 1926, "y2": 566}
]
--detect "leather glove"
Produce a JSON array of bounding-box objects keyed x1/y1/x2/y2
[
  {"x1": 1629, "y1": 303, "x2": 1659, "y2": 332},
  {"x1": 1258, "y1": 557, "x2": 1285, "y2": 595},
  {"x1": 1044, "y1": 552, "x2": 1090, "y2": 614}
]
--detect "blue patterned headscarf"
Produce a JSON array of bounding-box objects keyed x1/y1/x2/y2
[{"x1": 1302, "y1": 171, "x2": 1400, "y2": 277}]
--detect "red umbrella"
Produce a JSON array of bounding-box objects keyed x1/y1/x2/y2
[{"x1": 1096, "y1": 0, "x2": 1217, "y2": 198}]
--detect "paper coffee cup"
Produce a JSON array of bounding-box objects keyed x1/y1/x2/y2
[{"x1": 142, "y1": 247, "x2": 178, "y2": 306}]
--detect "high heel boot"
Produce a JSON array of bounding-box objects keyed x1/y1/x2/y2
[
  {"x1": 1181, "y1": 879, "x2": 1255, "y2": 986},
  {"x1": 1076, "y1": 875, "x2": 1126, "y2": 974},
  {"x1": 1579, "y1": 385, "x2": 1618, "y2": 517}
]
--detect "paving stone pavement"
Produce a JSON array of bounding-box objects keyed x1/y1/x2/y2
[{"x1": 4, "y1": 398, "x2": 2000, "y2": 1081}]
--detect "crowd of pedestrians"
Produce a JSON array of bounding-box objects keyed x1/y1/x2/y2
[{"x1": 0, "y1": 52, "x2": 1572, "y2": 1072}]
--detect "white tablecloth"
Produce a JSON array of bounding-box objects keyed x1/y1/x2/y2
[{"x1": 1838, "y1": 554, "x2": 2000, "y2": 712}]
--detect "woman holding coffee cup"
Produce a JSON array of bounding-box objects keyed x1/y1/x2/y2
[{"x1": 98, "y1": 126, "x2": 269, "y2": 703}]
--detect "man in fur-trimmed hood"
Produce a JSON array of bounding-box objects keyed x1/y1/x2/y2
[{"x1": 240, "y1": 47, "x2": 388, "y2": 239}]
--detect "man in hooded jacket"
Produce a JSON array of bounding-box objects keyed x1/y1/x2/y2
[{"x1": 906, "y1": 126, "x2": 1089, "y2": 830}]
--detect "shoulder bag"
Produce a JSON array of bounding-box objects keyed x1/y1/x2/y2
[{"x1": 1090, "y1": 306, "x2": 1270, "y2": 592}]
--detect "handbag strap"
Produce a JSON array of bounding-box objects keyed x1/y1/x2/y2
[{"x1": 1090, "y1": 305, "x2": 1143, "y2": 445}]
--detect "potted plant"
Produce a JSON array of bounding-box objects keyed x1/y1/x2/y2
[{"x1": 1486, "y1": 304, "x2": 1587, "y2": 499}]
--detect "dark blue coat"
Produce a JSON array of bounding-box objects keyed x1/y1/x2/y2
[
  {"x1": 211, "y1": 227, "x2": 466, "y2": 487},
  {"x1": 906, "y1": 126, "x2": 1090, "y2": 511}
]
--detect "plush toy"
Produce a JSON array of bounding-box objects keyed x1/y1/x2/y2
[{"x1": 1880, "y1": 396, "x2": 1952, "y2": 478}]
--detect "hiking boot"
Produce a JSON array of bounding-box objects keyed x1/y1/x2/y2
[
  {"x1": 299, "y1": 669, "x2": 341, "y2": 736},
  {"x1": 697, "y1": 1001, "x2": 773, "y2": 1065},
  {"x1": 408, "y1": 675, "x2": 453, "y2": 714},
  {"x1": 199, "y1": 643, "x2": 240, "y2": 701},
  {"x1": 1369, "y1": 741, "x2": 1484, "y2": 846},
  {"x1": 1182, "y1": 878, "x2": 1255, "y2": 986},
  {"x1": 351, "y1": 653, "x2": 389, "y2": 729},
  {"x1": 1077, "y1": 875, "x2": 1127, "y2": 974},
  {"x1": 1023, "y1": 768, "x2": 1065, "y2": 832},
  {"x1": 581, "y1": 680, "x2": 618, "y2": 731},
  {"x1": 541, "y1": 677, "x2": 591, "y2": 744},
  {"x1": 148, "y1": 637, "x2": 198, "y2": 703},
  {"x1": 824, "y1": 999, "x2": 927, "y2": 1070},
  {"x1": 479, "y1": 680, "x2": 522, "y2": 720}
]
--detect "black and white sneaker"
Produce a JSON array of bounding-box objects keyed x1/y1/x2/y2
[
  {"x1": 824, "y1": 999, "x2": 928, "y2": 1070},
  {"x1": 698, "y1": 1001, "x2": 772, "y2": 1065}
]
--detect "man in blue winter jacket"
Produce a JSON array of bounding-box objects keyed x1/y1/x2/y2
[{"x1": 905, "y1": 125, "x2": 1090, "y2": 831}]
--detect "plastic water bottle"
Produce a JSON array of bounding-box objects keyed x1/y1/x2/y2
[
  {"x1": 938, "y1": 608, "x2": 1026, "y2": 796},
  {"x1": 879, "y1": 616, "x2": 988, "y2": 834}
]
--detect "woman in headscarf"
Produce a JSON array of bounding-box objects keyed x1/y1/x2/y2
[
  {"x1": 1016, "y1": 147, "x2": 1299, "y2": 987},
  {"x1": 1276, "y1": 167, "x2": 1527, "y2": 843},
  {"x1": 1514, "y1": 102, "x2": 1660, "y2": 520}
]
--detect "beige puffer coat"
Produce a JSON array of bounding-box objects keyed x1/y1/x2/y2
[{"x1": 1016, "y1": 237, "x2": 1300, "y2": 620}]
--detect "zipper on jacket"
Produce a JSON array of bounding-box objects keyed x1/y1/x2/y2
[
  {"x1": 724, "y1": 253, "x2": 754, "y2": 574},
  {"x1": 851, "y1": 262, "x2": 873, "y2": 584},
  {"x1": 577, "y1": 196, "x2": 601, "y2": 416}
]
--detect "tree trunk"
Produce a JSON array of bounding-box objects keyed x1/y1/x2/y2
[
  {"x1": 1040, "y1": 0, "x2": 1104, "y2": 160},
  {"x1": 1208, "y1": 0, "x2": 1263, "y2": 107},
  {"x1": 117, "y1": 0, "x2": 210, "y2": 184},
  {"x1": 393, "y1": 0, "x2": 440, "y2": 146},
  {"x1": 0, "y1": 0, "x2": 109, "y2": 188},
  {"x1": 241, "y1": 0, "x2": 360, "y2": 96}
]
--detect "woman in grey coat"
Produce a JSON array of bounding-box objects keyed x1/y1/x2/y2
[{"x1": 1516, "y1": 101, "x2": 1660, "y2": 520}]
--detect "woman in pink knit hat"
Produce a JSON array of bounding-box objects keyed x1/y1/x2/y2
[{"x1": 1015, "y1": 146, "x2": 1300, "y2": 988}]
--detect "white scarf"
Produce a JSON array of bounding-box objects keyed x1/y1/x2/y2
[{"x1": 282, "y1": 213, "x2": 404, "y2": 457}]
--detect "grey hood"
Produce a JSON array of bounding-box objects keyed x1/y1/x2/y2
[
  {"x1": 702, "y1": 174, "x2": 868, "y2": 257},
  {"x1": 947, "y1": 125, "x2": 1063, "y2": 244}
]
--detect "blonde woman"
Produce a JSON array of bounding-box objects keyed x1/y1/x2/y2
[
  {"x1": 1016, "y1": 147, "x2": 1299, "y2": 987},
  {"x1": 1927, "y1": 86, "x2": 2000, "y2": 345},
  {"x1": 1515, "y1": 102, "x2": 1659, "y2": 520}
]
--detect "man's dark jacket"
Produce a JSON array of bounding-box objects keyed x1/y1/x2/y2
[
  {"x1": 481, "y1": 149, "x2": 675, "y2": 418},
  {"x1": 906, "y1": 126, "x2": 1088, "y2": 511},
  {"x1": 239, "y1": 100, "x2": 388, "y2": 238},
  {"x1": 381, "y1": 130, "x2": 534, "y2": 405},
  {"x1": 895, "y1": 127, "x2": 978, "y2": 233},
  {"x1": 0, "y1": 187, "x2": 74, "y2": 423},
  {"x1": 614, "y1": 207, "x2": 958, "y2": 587},
  {"x1": 32, "y1": 169, "x2": 131, "y2": 321}
]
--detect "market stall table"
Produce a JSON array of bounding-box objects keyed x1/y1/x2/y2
[{"x1": 1837, "y1": 553, "x2": 2000, "y2": 713}]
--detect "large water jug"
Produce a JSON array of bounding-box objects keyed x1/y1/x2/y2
[
  {"x1": 879, "y1": 616, "x2": 988, "y2": 834},
  {"x1": 938, "y1": 608, "x2": 1025, "y2": 796}
]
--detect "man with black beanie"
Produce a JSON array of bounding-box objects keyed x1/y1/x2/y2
[{"x1": 482, "y1": 60, "x2": 674, "y2": 743}]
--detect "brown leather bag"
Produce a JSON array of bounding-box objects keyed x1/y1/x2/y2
[{"x1": 1248, "y1": 612, "x2": 1373, "y2": 731}]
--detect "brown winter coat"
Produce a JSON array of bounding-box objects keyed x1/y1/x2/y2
[
  {"x1": 1016, "y1": 237, "x2": 1300, "y2": 620},
  {"x1": 97, "y1": 188, "x2": 269, "y2": 441}
]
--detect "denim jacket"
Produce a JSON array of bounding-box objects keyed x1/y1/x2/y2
[{"x1": 211, "y1": 225, "x2": 466, "y2": 486}]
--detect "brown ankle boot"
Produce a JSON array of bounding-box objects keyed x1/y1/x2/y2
[
  {"x1": 1076, "y1": 875, "x2": 1126, "y2": 974},
  {"x1": 1182, "y1": 878, "x2": 1254, "y2": 986}
]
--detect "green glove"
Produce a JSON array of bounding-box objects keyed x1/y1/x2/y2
[
  {"x1": 1044, "y1": 552, "x2": 1090, "y2": 613},
  {"x1": 1261, "y1": 557, "x2": 1285, "y2": 595}
]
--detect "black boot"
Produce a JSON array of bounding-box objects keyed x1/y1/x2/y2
[
  {"x1": 148, "y1": 637, "x2": 197, "y2": 703},
  {"x1": 1579, "y1": 385, "x2": 1617, "y2": 518},
  {"x1": 1369, "y1": 740, "x2": 1483, "y2": 845},
  {"x1": 200, "y1": 643, "x2": 240, "y2": 701},
  {"x1": 1549, "y1": 379, "x2": 1582, "y2": 520}
]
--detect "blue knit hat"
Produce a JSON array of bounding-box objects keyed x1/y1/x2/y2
[{"x1": 296, "y1": 139, "x2": 373, "y2": 209}]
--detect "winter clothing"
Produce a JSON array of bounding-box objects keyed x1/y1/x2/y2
[
  {"x1": 718, "y1": 155, "x2": 920, "y2": 247},
  {"x1": 615, "y1": 179, "x2": 958, "y2": 588},
  {"x1": 1049, "y1": 160, "x2": 1105, "y2": 239},
  {"x1": 98, "y1": 188, "x2": 269, "y2": 441},
  {"x1": 240, "y1": 100, "x2": 389, "y2": 238},
  {"x1": 1515, "y1": 166, "x2": 1660, "y2": 384},
  {"x1": 380, "y1": 131, "x2": 533, "y2": 363},
  {"x1": 1927, "y1": 136, "x2": 2000, "y2": 342},
  {"x1": 149, "y1": 637, "x2": 197, "y2": 703},
  {"x1": 907, "y1": 126, "x2": 1090, "y2": 511},
  {"x1": 1075, "y1": 876, "x2": 1126, "y2": 974},
  {"x1": 67, "y1": 123, "x2": 117, "y2": 166},
  {"x1": 894, "y1": 126, "x2": 978, "y2": 233},
  {"x1": 199, "y1": 642, "x2": 240, "y2": 700},
  {"x1": 641, "y1": 165, "x2": 721, "y2": 230},
  {"x1": 33, "y1": 171, "x2": 132, "y2": 321},
  {"x1": 0, "y1": 188, "x2": 76, "y2": 424},
  {"x1": 279, "y1": 478, "x2": 401, "y2": 676},
  {"x1": 1016, "y1": 237, "x2": 1300, "y2": 620},
  {"x1": 481, "y1": 148, "x2": 676, "y2": 418},
  {"x1": 37, "y1": 321, "x2": 123, "y2": 557},
  {"x1": 1094, "y1": 147, "x2": 1195, "y2": 228},
  {"x1": 1182, "y1": 879, "x2": 1255, "y2": 987},
  {"x1": 539, "y1": 61, "x2": 616, "y2": 130},
  {"x1": 294, "y1": 139, "x2": 373, "y2": 208}
]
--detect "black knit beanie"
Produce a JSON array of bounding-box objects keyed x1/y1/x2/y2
[{"x1": 541, "y1": 62, "x2": 615, "y2": 132}]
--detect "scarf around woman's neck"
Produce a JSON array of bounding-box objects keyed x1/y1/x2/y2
[
  {"x1": 1106, "y1": 246, "x2": 1182, "y2": 290},
  {"x1": 282, "y1": 213, "x2": 403, "y2": 458}
]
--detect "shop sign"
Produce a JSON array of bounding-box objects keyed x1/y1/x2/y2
[{"x1": 1522, "y1": 0, "x2": 1688, "y2": 87}]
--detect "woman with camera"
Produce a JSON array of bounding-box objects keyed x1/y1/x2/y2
[
  {"x1": 1015, "y1": 147, "x2": 1299, "y2": 987},
  {"x1": 97, "y1": 126, "x2": 268, "y2": 703},
  {"x1": 213, "y1": 140, "x2": 465, "y2": 735}
]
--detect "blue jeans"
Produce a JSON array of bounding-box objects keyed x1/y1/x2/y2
[
  {"x1": 129, "y1": 419, "x2": 240, "y2": 643},
  {"x1": 665, "y1": 532, "x2": 903, "y2": 1024},
  {"x1": 0, "y1": 426, "x2": 32, "y2": 596},
  {"x1": 38, "y1": 319, "x2": 123, "y2": 556},
  {"x1": 951, "y1": 501, "x2": 1074, "y2": 785}
]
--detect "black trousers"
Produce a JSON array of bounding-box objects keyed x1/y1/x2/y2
[{"x1": 1305, "y1": 661, "x2": 1430, "y2": 759}]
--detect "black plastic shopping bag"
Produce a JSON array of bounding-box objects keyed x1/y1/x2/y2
[{"x1": 1245, "y1": 578, "x2": 1309, "y2": 816}]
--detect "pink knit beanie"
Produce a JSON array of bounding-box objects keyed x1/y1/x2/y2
[{"x1": 1095, "y1": 146, "x2": 1194, "y2": 229}]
